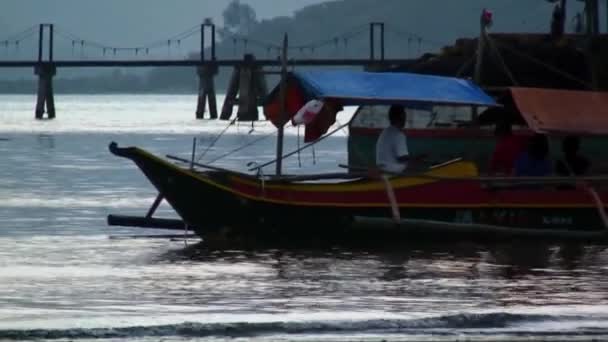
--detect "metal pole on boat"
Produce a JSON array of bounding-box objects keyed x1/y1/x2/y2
[
  {"x1": 587, "y1": 0, "x2": 600, "y2": 35},
  {"x1": 275, "y1": 34, "x2": 288, "y2": 176},
  {"x1": 585, "y1": 0, "x2": 601, "y2": 89}
]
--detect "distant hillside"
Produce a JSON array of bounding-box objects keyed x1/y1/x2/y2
[{"x1": 0, "y1": 0, "x2": 581, "y2": 93}]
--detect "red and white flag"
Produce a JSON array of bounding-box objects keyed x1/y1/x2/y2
[{"x1": 292, "y1": 100, "x2": 324, "y2": 126}]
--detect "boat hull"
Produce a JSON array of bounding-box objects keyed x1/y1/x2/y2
[{"x1": 109, "y1": 143, "x2": 608, "y2": 243}]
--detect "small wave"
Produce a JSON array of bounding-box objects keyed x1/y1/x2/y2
[
  {"x1": 0, "y1": 313, "x2": 599, "y2": 340},
  {"x1": 0, "y1": 196, "x2": 158, "y2": 209}
]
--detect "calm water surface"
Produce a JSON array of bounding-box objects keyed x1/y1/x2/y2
[{"x1": 1, "y1": 94, "x2": 608, "y2": 341}]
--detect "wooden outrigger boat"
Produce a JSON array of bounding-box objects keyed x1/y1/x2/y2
[{"x1": 108, "y1": 67, "x2": 608, "y2": 243}]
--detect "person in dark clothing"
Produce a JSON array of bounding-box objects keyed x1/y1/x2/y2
[
  {"x1": 514, "y1": 133, "x2": 552, "y2": 177},
  {"x1": 555, "y1": 136, "x2": 590, "y2": 176},
  {"x1": 489, "y1": 121, "x2": 527, "y2": 175}
]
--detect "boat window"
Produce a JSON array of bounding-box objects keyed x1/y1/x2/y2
[{"x1": 350, "y1": 105, "x2": 488, "y2": 128}]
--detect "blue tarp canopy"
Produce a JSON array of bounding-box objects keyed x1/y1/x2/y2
[{"x1": 292, "y1": 70, "x2": 497, "y2": 107}]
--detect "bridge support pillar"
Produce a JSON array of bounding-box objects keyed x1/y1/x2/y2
[
  {"x1": 220, "y1": 54, "x2": 267, "y2": 121},
  {"x1": 220, "y1": 66, "x2": 240, "y2": 120},
  {"x1": 195, "y1": 64, "x2": 218, "y2": 119},
  {"x1": 34, "y1": 64, "x2": 56, "y2": 120}
]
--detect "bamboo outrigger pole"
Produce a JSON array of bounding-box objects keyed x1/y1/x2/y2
[{"x1": 275, "y1": 34, "x2": 288, "y2": 176}]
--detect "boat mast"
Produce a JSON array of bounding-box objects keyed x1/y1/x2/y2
[
  {"x1": 472, "y1": 9, "x2": 490, "y2": 122},
  {"x1": 473, "y1": 9, "x2": 488, "y2": 87},
  {"x1": 275, "y1": 34, "x2": 288, "y2": 176},
  {"x1": 585, "y1": 0, "x2": 600, "y2": 35},
  {"x1": 584, "y1": 0, "x2": 601, "y2": 89}
]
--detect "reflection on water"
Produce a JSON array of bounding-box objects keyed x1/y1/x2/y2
[
  {"x1": 2, "y1": 229, "x2": 608, "y2": 340},
  {"x1": 36, "y1": 134, "x2": 55, "y2": 149},
  {"x1": 161, "y1": 240, "x2": 608, "y2": 312},
  {"x1": 1, "y1": 95, "x2": 608, "y2": 340}
]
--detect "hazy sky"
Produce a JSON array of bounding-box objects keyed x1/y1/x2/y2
[
  {"x1": 0, "y1": 0, "x2": 327, "y2": 45},
  {"x1": 1, "y1": 0, "x2": 600, "y2": 50},
  {"x1": 0, "y1": 0, "x2": 601, "y2": 80},
  {"x1": 0, "y1": 0, "x2": 600, "y2": 64}
]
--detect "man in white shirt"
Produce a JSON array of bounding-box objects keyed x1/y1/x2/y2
[{"x1": 375, "y1": 105, "x2": 410, "y2": 173}]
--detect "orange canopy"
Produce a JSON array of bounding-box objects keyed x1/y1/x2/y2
[{"x1": 511, "y1": 87, "x2": 608, "y2": 135}]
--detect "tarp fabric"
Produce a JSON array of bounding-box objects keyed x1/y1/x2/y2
[
  {"x1": 303, "y1": 100, "x2": 341, "y2": 142},
  {"x1": 292, "y1": 70, "x2": 497, "y2": 107},
  {"x1": 264, "y1": 78, "x2": 306, "y2": 127},
  {"x1": 511, "y1": 87, "x2": 608, "y2": 135},
  {"x1": 263, "y1": 70, "x2": 497, "y2": 141}
]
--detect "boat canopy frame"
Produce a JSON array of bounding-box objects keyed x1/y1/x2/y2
[{"x1": 256, "y1": 69, "x2": 499, "y2": 172}]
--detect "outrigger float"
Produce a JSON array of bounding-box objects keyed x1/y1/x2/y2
[{"x1": 108, "y1": 66, "x2": 608, "y2": 243}]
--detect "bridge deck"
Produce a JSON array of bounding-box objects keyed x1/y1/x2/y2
[{"x1": 0, "y1": 59, "x2": 415, "y2": 68}]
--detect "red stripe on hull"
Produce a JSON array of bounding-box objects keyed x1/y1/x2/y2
[{"x1": 229, "y1": 177, "x2": 607, "y2": 208}]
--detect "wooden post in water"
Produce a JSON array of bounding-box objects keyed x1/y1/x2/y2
[
  {"x1": 196, "y1": 21, "x2": 218, "y2": 119},
  {"x1": 35, "y1": 24, "x2": 56, "y2": 120},
  {"x1": 237, "y1": 54, "x2": 258, "y2": 121},
  {"x1": 34, "y1": 64, "x2": 56, "y2": 120},
  {"x1": 220, "y1": 66, "x2": 240, "y2": 120},
  {"x1": 275, "y1": 34, "x2": 288, "y2": 176},
  {"x1": 254, "y1": 63, "x2": 268, "y2": 106},
  {"x1": 220, "y1": 54, "x2": 267, "y2": 121},
  {"x1": 195, "y1": 64, "x2": 218, "y2": 119}
]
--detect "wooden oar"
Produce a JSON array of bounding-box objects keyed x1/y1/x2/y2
[
  {"x1": 562, "y1": 160, "x2": 608, "y2": 230},
  {"x1": 338, "y1": 164, "x2": 405, "y2": 222},
  {"x1": 380, "y1": 175, "x2": 401, "y2": 222},
  {"x1": 585, "y1": 187, "x2": 608, "y2": 230}
]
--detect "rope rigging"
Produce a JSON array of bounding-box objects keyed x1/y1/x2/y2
[
  {"x1": 0, "y1": 25, "x2": 38, "y2": 44},
  {"x1": 53, "y1": 24, "x2": 200, "y2": 58},
  {"x1": 221, "y1": 23, "x2": 369, "y2": 59},
  {"x1": 491, "y1": 39, "x2": 592, "y2": 89},
  {"x1": 1, "y1": 14, "x2": 593, "y2": 93},
  {"x1": 2, "y1": 21, "x2": 446, "y2": 62},
  {"x1": 484, "y1": 34, "x2": 519, "y2": 86},
  {"x1": 196, "y1": 116, "x2": 238, "y2": 163},
  {"x1": 384, "y1": 23, "x2": 448, "y2": 50},
  {"x1": 207, "y1": 130, "x2": 276, "y2": 165},
  {"x1": 0, "y1": 26, "x2": 38, "y2": 57}
]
